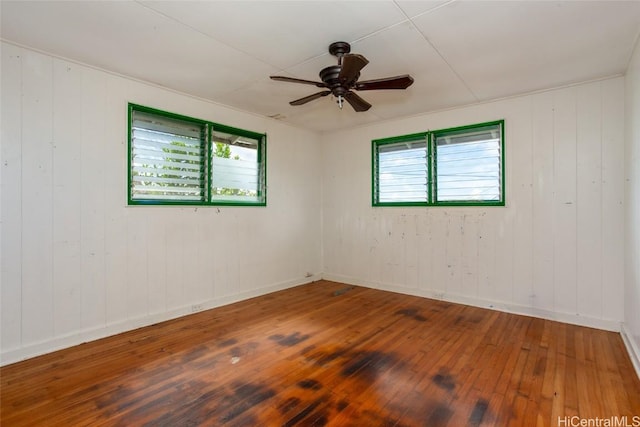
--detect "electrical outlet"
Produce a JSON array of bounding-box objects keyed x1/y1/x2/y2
[{"x1": 191, "y1": 304, "x2": 203, "y2": 313}]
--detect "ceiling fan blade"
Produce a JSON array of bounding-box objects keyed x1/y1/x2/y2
[
  {"x1": 355, "y1": 75, "x2": 414, "y2": 91},
  {"x1": 343, "y1": 91, "x2": 371, "y2": 112},
  {"x1": 271, "y1": 75, "x2": 327, "y2": 88},
  {"x1": 290, "y1": 90, "x2": 331, "y2": 106},
  {"x1": 339, "y1": 54, "x2": 369, "y2": 84}
]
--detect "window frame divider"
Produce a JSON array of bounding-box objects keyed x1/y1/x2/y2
[
  {"x1": 128, "y1": 103, "x2": 267, "y2": 207},
  {"x1": 372, "y1": 120, "x2": 505, "y2": 207}
]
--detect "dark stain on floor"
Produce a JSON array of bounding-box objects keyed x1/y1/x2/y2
[
  {"x1": 181, "y1": 344, "x2": 209, "y2": 363},
  {"x1": 300, "y1": 344, "x2": 316, "y2": 354},
  {"x1": 219, "y1": 382, "x2": 277, "y2": 423},
  {"x1": 304, "y1": 346, "x2": 348, "y2": 366},
  {"x1": 278, "y1": 397, "x2": 302, "y2": 414},
  {"x1": 283, "y1": 396, "x2": 327, "y2": 427},
  {"x1": 341, "y1": 351, "x2": 398, "y2": 382},
  {"x1": 297, "y1": 379, "x2": 323, "y2": 390},
  {"x1": 395, "y1": 308, "x2": 428, "y2": 322},
  {"x1": 217, "y1": 338, "x2": 238, "y2": 348},
  {"x1": 227, "y1": 341, "x2": 259, "y2": 358},
  {"x1": 534, "y1": 356, "x2": 546, "y2": 376},
  {"x1": 431, "y1": 370, "x2": 456, "y2": 392},
  {"x1": 468, "y1": 399, "x2": 489, "y2": 426},
  {"x1": 426, "y1": 402, "x2": 454, "y2": 426},
  {"x1": 230, "y1": 346, "x2": 242, "y2": 357},
  {"x1": 269, "y1": 332, "x2": 310, "y2": 347},
  {"x1": 336, "y1": 400, "x2": 349, "y2": 412}
]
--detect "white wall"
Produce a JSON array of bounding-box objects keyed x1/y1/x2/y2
[
  {"x1": 321, "y1": 77, "x2": 625, "y2": 331},
  {"x1": 1, "y1": 40, "x2": 633, "y2": 366},
  {"x1": 0, "y1": 42, "x2": 322, "y2": 364},
  {"x1": 624, "y1": 38, "x2": 640, "y2": 374}
]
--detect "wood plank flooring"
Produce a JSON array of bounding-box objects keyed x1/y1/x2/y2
[{"x1": 2, "y1": 280, "x2": 639, "y2": 426}]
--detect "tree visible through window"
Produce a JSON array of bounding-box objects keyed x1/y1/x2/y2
[
  {"x1": 210, "y1": 130, "x2": 261, "y2": 202},
  {"x1": 128, "y1": 104, "x2": 266, "y2": 206}
]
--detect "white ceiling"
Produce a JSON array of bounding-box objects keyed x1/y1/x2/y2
[{"x1": 2, "y1": 1, "x2": 639, "y2": 133}]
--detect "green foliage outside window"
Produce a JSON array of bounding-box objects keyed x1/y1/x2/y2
[{"x1": 128, "y1": 104, "x2": 266, "y2": 206}]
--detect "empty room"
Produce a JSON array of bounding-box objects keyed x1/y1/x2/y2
[{"x1": 1, "y1": 1, "x2": 640, "y2": 426}]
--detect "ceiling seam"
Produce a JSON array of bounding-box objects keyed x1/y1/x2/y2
[
  {"x1": 392, "y1": 0, "x2": 480, "y2": 103},
  {"x1": 132, "y1": 1, "x2": 280, "y2": 73},
  {"x1": 135, "y1": 0, "x2": 348, "y2": 76},
  {"x1": 348, "y1": 17, "x2": 411, "y2": 46},
  {"x1": 623, "y1": 25, "x2": 640, "y2": 74},
  {"x1": 0, "y1": 39, "x2": 312, "y2": 133},
  {"x1": 132, "y1": 0, "x2": 316, "y2": 118}
]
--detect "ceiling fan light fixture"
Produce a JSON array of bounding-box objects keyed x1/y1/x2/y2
[{"x1": 270, "y1": 41, "x2": 414, "y2": 112}]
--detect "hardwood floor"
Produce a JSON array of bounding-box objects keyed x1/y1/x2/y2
[{"x1": 2, "y1": 280, "x2": 639, "y2": 426}]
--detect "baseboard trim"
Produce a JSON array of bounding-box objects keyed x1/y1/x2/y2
[
  {"x1": 3, "y1": 273, "x2": 628, "y2": 369},
  {"x1": 0, "y1": 274, "x2": 321, "y2": 367},
  {"x1": 621, "y1": 323, "x2": 640, "y2": 379},
  {"x1": 321, "y1": 273, "x2": 622, "y2": 332}
]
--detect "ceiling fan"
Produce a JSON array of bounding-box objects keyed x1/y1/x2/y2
[{"x1": 270, "y1": 41, "x2": 414, "y2": 112}]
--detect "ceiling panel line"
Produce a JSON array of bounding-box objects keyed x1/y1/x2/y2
[
  {"x1": 134, "y1": 0, "x2": 277, "y2": 73},
  {"x1": 395, "y1": 0, "x2": 457, "y2": 20},
  {"x1": 3, "y1": 0, "x2": 638, "y2": 132},
  {"x1": 397, "y1": 3, "x2": 479, "y2": 103},
  {"x1": 624, "y1": 27, "x2": 640, "y2": 72}
]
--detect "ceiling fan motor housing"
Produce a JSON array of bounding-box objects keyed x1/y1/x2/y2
[{"x1": 320, "y1": 65, "x2": 357, "y2": 97}]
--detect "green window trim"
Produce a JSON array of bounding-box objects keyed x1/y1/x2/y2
[
  {"x1": 372, "y1": 120, "x2": 505, "y2": 207},
  {"x1": 128, "y1": 103, "x2": 267, "y2": 206}
]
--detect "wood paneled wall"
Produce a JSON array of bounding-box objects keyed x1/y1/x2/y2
[
  {"x1": 0, "y1": 42, "x2": 323, "y2": 364},
  {"x1": 1, "y1": 40, "x2": 635, "y2": 370},
  {"x1": 321, "y1": 77, "x2": 625, "y2": 331},
  {"x1": 624, "y1": 36, "x2": 640, "y2": 372}
]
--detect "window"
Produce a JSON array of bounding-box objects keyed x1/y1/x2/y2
[
  {"x1": 372, "y1": 120, "x2": 504, "y2": 206},
  {"x1": 434, "y1": 122, "x2": 503, "y2": 203},
  {"x1": 374, "y1": 132, "x2": 429, "y2": 205},
  {"x1": 128, "y1": 104, "x2": 266, "y2": 206}
]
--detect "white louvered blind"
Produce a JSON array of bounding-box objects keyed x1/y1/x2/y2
[
  {"x1": 435, "y1": 124, "x2": 502, "y2": 202},
  {"x1": 377, "y1": 138, "x2": 428, "y2": 203},
  {"x1": 131, "y1": 111, "x2": 206, "y2": 202}
]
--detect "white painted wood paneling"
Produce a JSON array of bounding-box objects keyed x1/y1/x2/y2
[
  {"x1": 508, "y1": 98, "x2": 534, "y2": 308},
  {"x1": 531, "y1": 91, "x2": 556, "y2": 313},
  {"x1": 0, "y1": 42, "x2": 322, "y2": 364},
  {"x1": 1, "y1": 38, "x2": 629, "y2": 364},
  {"x1": 476, "y1": 211, "x2": 498, "y2": 302},
  {"x1": 80, "y1": 68, "x2": 107, "y2": 330},
  {"x1": 575, "y1": 83, "x2": 603, "y2": 319},
  {"x1": 52, "y1": 59, "x2": 83, "y2": 337},
  {"x1": 103, "y1": 75, "x2": 129, "y2": 327},
  {"x1": 125, "y1": 210, "x2": 149, "y2": 319},
  {"x1": 460, "y1": 213, "x2": 480, "y2": 298},
  {"x1": 552, "y1": 88, "x2": 578, "y2": 316},
  {"x1": 21, "y1": 50, "x2": 55, "y2": 345},
  {"x1": 1, "y1": 43, "x2": 24, "y2": 353},
  {"x1": 322, "y1": 78, "x2": 626, "y2": 331},
  {"x1": 146, "y1": 213, "x2": 167, "y2": 315},
  {"x1": 623, "y1": 37, "x2": 640, "y2": 376},
  {"x1": 601, "y1": 78, "x2": 625, "y2": 322}
]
